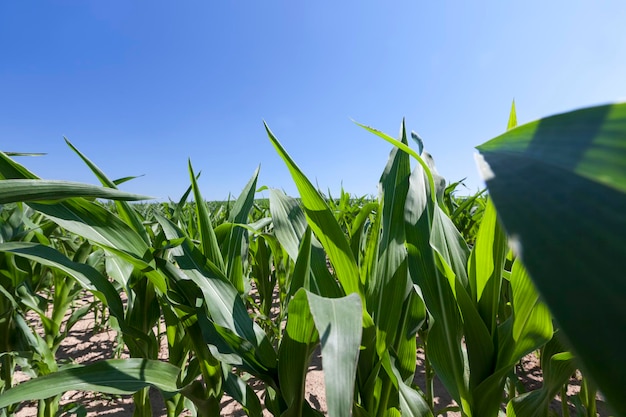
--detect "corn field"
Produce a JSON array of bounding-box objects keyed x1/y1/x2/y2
[{"x1": 0, "y1": 102, "x2": 625, "y2": 417}]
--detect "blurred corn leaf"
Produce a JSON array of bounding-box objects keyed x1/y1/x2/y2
[
  {"x1": 2, "y1": 152, "x2": 46, "y2": 157},
  {"x1": 476, "y1": 102, "x2": 626, "y2": 415},
  {"x1": 0, "y1": 179, "x2": 151, "y2": 204}
]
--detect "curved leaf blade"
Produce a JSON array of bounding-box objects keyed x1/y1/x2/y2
[
  {"x1": 265, "y1": 123, "x2": 361, "y2": 298},
  {"x1": 64, "y1": 138, "x2": 151, "y2": 244},
  {"x1": 0, "y1": 179, "x2": 151, "y2": 203},
  {"x1": 0, "y1": 359, "x2": 180, "y2": 408}
]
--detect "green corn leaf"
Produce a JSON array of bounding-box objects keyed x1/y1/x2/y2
[
  {"x1": 154, "y1": 213, "x2": 277, "y2": 371},
  {"x1": 348, "y1": 201, "x2": 378, "y2": 263},
  {"x1": 467, "y1": 198, "x2": 507, "y2": 329},
  {"x1": 0, "y1": 150, "x2": 40, "y2": 180},
  {"x1": 269, "y1": 188, "x2": 342, "y2": 298},
  {"x1": 506, "y1": 335, "x2": 577, "y2": 417},
  {"x1": 390, "y1": 288, "x2": 427, "y2": 384},
  {"x1": 507, "y1": 100, "x2": 517, "y2": 131},
  {"x1": 0, "y1": 242, "x2": 154, "y2": 355},
  {"x1": 0, "y1": 179, "x2": 151, "y2": 204},
  {"x1": 461, "y1": 198, "x2": 507, "y2": 398},
  {"x1": 177, "y1": 317, "x2": 224, "y2": 404},
  {"x1": 26, "y1": 201, "x2": 160, "y2": 286},
  {"x1": 195, "y1": 311, "x2": 275, "y2": 377},
  {"x1": 249, "y1": 234, "x2": 276, "y2": 318},
  {"x1": 360, "y1": 201, "x2": 381, "y2": 290},
  {"x1": 171, "y1": 171, "x2": 199, "y2": 225},
  {"x1": 355, "y1": 122, "x2": 437, "y2": 206},
  {"x1": 470, "y1": 259, "x2": 553, "y2": 416},
  {"x1": 225, "y1": 166, "x2": 259, "y2": 292},
  {"x1": 11, "y1": 312, "x2": 58, "y2": 376},
  {"x1": 222, "y1": 366, "x2": 263, "y2": 417},
  {"x1": 105, "y1": 254, "x2": 135, "y2": 288},
  {"x1": 308, "y1": 291, "x2": 362, "y2": 417},
  {"x1": 370, "y1": 121, "x2": 412, "y2": 356},
  {"x1": 288, "y1": 226, "x2": 314, "y2": 300},
  {"x1": 279, "y1": 289, "x2": 362, "y2": 417},
  {"x1": 113, "y1": 174, "x2": 144, "y2": 186},
  {"x1": 163, "y1": 248, "x2": 277, "y2": 370},
  {"x1": 430, "y1": 206, "x2": 471, "y2": 294},
  {"x1": 403, "y1": 150, "x2": 470, "y2": 414},
  {"x1": 476, "y1": 102, "x2": 626, "y2": 414},
  {"x1": 2, "y1": 152, "x2": 45, "y2": 157},
  {"x1": 265, "y1": 123, "x2": 361, "y2": 299},
  {"x1": 507, "y1": 259, "x2": 553, "y2": 363},
  {"x1": 0, "y1": 242, "x2": 124, "y2": 321},
  {"x1": 388, "y1": 356, "x2": 433, "y2": 417},
  {"x1": 269, "y1": 188, "x2": 307, "y2": 261},
  {"x1": 64, "y1": 138, "x2": 151, "y2": 244},
  {"x1": 454, "y1": 277, "x2": 494, "y2": 397},
  {"x1": 188, "y1": 160, "x2": 225, "y2": 271},
  {"x1": 0, "y1": 359, "x2": 180, "y2": 408},
  {"x1": 278, "y1": 289, "x2": 320, "y2": 417}
]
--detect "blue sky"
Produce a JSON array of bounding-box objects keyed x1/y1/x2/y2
[{"x1": 1, "y1": 1, "x2": 625, "y2": 201}]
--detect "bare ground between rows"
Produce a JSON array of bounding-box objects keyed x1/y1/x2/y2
[{"x1": 12, "y1": 294, "x2": 611, "y2": 416}]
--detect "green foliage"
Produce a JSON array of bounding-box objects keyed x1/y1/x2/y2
[
  {"x1": 477, "y1": 101, "x2": 626, "y2": 416},
  {"x1": 1, "y1": 100, "x2": 620, "y2": 417}
]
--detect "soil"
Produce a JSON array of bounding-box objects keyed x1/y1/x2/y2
[{"x1": 10, "y1": 294, "x2": 612, "y2": 417}]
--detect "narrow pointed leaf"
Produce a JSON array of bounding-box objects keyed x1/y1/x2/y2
[
  {"x1": 269, "y1": 188, "x2": 307, "y2": 261},
  {"x1": 507, "y1": 100, "x2": 517, "y2": 130},
  {"x1": 225, "y1": 166, "x2": 259, "y2": 292},
  {"x1": 288, "y1": 226, "x2": 313, "y2": 300},
  {"x1": 355, "y1": 122, "x2": 436, "y2": 205},
  {"x1": 64, "y1": 138, "x2": 150, "y2": 244},
  {"x1": 265, "y1": 123, "x2": 361, "y2": 298},
  {"x1": 370, "y1": 121, "x2": 412, "y2": 355},
  {"x1": 403, "y1": 158, "x2": 470, "y2": 412},
  {"x1": 0, "y1": 359, "x2": 180, "y2": 408},
  {"x1": 188, "y1": 160, "x2": 225, "y2": 271},
  {"x1": 269, "y1": 188, "x2": 342, "y2": 298},
  {"x1": 3, "y1": 152, "x2": 46, "y2": 157},
  {"x1": 0, "y1": 179, "x2": 151, "y2": 203}
]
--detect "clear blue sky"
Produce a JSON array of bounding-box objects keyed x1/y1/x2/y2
[{"x1": 2, "y1": 1, "x2": 625, "y2": 201}]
